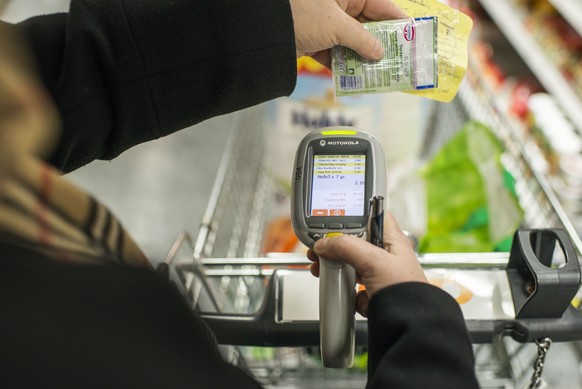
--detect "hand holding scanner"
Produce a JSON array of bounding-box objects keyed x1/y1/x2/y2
[{"x1": 291, "y1": 127, "x2": 386, "y2": 368}]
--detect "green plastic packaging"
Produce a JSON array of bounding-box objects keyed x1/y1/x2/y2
[{"x1": 419, "y1": 121, "x2": 523, "y2": 253}]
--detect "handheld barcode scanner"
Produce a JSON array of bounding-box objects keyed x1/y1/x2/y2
[{"x1": 291, "y1": 127, "x2": 386, "y2": 368}]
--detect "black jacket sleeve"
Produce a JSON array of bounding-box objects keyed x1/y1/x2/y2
[
  {"x1": 0, "y1": 246, "x2": 264, "y2": 389},
  {"x1": 17, "y1": 0, "x2": 297, "y2": 172},
  {"x1": 366, "y1": 282, "x2": 480, "y2": 389}
]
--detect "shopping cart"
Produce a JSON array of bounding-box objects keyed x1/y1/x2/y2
[{"x1": 163, "y1": 64, "x2": 582, "y2": 388}]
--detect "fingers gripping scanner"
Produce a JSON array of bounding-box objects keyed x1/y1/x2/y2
[{"x1": 291, "y1": 128, "x2": 387, "y2": 368}]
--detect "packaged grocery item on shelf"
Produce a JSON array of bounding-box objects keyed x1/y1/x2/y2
[
  {"x1": 520, "y1": 0, "x2": 582, "y2": 100},
  {"x1": 509, "y1": 79, "x2": 541, "y2": 120},
  {"x1": 552, "y1": 153, "x2": 582, "y2": 229},
  {"x1": 470, "y1": 42, "x2": 507, "y2": 91},
  {"x1": 527, "y1": 93, "x2": 582, "y2": 174}
]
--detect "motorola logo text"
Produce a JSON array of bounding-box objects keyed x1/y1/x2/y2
[{"x1": 325, "y1": 141, "x2": 359, "y2": 146}]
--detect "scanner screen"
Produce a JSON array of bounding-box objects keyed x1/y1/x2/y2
[{"x1": 310, "y1": 154, "x2": 366, "y2": 217}]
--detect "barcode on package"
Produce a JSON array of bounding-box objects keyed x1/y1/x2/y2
[{"x1": 339, "y1": 75, "x2": 363, "y2": 90}]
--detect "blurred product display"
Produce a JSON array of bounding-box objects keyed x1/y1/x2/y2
[
  {"x1": 4, "y1": 1, "x2": 582, "y2": 388},
  {"x1": 463, "y1": 0, "x2": 582, "y2": 237}
]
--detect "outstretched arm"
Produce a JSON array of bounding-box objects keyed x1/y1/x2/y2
[
  {"x1": 14, "y1": 0, "x2": 405, "y2": 172},
  {"x1": 18, "y1": 0, "x2": 297, "y2": 172}
]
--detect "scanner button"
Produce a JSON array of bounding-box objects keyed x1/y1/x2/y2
[
  {"x1": 346, "y1": 223, "x2": 363, "y2": 229},
  {"x1": 309, "y1": 223, "x2": 326, "y2": 229},
  {"x1": 328, "y1": 223, "x2": 344, "y2": 229},
  {"x1": 308, "y1": 232, "x2": 325, "y2": 241}
]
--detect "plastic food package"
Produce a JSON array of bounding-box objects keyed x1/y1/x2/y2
[
  {"x1": 419, "y1": 121, "x2": 523, "y2": 253},
  {"x1": 332, "y1": 0, "x2": 473, "y2": 102},
  {"x1": 332, "y1": 18, "x2": 438, "y2": 96}
]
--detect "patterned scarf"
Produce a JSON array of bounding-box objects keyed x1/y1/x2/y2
[
  {"x1": 0, "y1": 153, "x2": 151, "y2": 267},
  {"x1": 0, "y1": 22, "x2": 151, "y2": 268}
]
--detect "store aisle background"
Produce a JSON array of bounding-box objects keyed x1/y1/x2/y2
[{"x1": 66, "y1": 118, "x2": 233, "y2": 263}]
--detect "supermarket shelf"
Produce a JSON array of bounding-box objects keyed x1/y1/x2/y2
[
  {"x1": 458, "y1": 70, "x2": 582, "y2": 256},
  {"x1": 550, "y1": 0, "x2": 582, "y2": 37},
  {"x1": 478, "y1": 0, "x2": 582, "y2": 133}
]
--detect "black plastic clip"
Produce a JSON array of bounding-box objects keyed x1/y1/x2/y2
[{"x1": 507, "y1": 229, "x2": 581, "y2": 319}]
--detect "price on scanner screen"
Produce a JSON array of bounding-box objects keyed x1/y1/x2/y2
[{"x1": 310, "y1": 155, "x2": 366, "y2": 216}]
